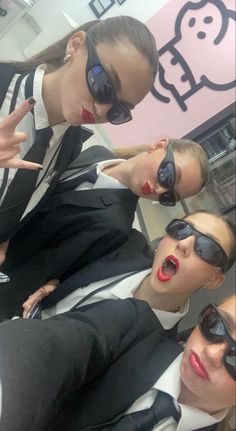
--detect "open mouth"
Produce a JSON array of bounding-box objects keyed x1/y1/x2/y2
[{"x1": 156, "y1": 255, "x2": 179, "y2": 282}]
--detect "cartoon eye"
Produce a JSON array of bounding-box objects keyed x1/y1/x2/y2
[
  {"x1": 188, "y1": 17, "x2": 196, "y2": 27},
  {"x1": 171, "y1": 57, "x2": 178, "y2": 65},
  {"x1": 197, "y1": 31, "x2": 206, "y2": 39},
  {"x1": 181, "y1": 74, "x2": 188, "y2": 82},
  {"x1": 204, "y1": 16, "x2": 213, "y2": 24}
]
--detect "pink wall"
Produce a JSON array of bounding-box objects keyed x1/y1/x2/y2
[{"x1": 103, "y1": 0, "x2": 236, "y2": 147}]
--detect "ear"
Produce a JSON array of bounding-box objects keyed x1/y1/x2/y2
[
  {"x1": 147, "y1": 138, "x2": 169, "y2": 153},
  {"x1": 204, "y1": 272, "x2": 225, "y2": 290},
  {"x1": 65, "y1": 31, "x2": 86, "y2": 56}
]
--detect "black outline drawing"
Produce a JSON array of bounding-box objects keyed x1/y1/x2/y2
[{"x1": 151, "y1": 0, "x2": 236, "y2": 111}]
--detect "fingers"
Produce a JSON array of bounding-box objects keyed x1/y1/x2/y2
[
  {"x1": 0, "y1": 157, "x2": 43, "y2": 170},
  {"x1": 0, "y1": 240, "x2": 9, "y2": 265},
  {"x1": 22, "y1": 279, "x2": 59, "y2": 318},
  {"x1": 2, "y1": 98, "x2": 36, "y2": 131}
]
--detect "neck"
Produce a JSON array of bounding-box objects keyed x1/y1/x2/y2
[
  {"x1": 134, "y1": 275, "x2": 192, "y2": 312},
  {"x1": 102, "y1": 160, "x2": 130, "y2": 186},
  {"x1": 42, "y1": 66, "x2": 66, "y2": 126},
  {"x1": 178, "y1": 381, "x2": 224, "y2": 414},
  {"x1": 102, "y1": 154, "x2": 146, "y2": 192}
]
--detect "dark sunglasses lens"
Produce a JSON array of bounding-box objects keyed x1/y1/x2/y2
[
  {"x1": 196, "y1": 236, "x2": 225, "y2": 268},
  {"x1": 87, "y1": 66, "x2": 115, "y2": 102},
  {"x1": 107, "y1": 104, "x2": 132, "y2": 125},
  {"x1": 166, "y1": 220, "x2": 191, "y2": 237},
  {"x1": 225, "y1": 346, "x2": 236, "y2": 380},
  {"x1": 159, "y1": 191, "x2": 176, "y2": 206},
  {"x1": 158, "y1": 161, "x2": 175, "y2": 187},
  {"x1": 200, "y1": 305, "x2": 225, "y2": 343}
]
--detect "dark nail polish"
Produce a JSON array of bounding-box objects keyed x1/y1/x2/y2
[
  {"x1": 28, "y1": 97, "x2": 36, "y2": 105},
  {"x1": 37, "y1": 166, "x2": 43, "y2": 170}
]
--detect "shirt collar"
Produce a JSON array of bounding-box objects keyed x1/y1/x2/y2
[
  {"x1": 155, "y1": 354, "x2": 228, "y2": 430},
  {"x1": 33, "y1": 64, "x2": 50, "y2": 130},
  {"x1": 111, "y1": 270, "x2": 151, "y2": 298},
  {"x1": 33, "y1": 64, "x2": 69, "y2": 145},
  {"x1": 95, "y1": 159, "x2": 127, "y2": 189}
]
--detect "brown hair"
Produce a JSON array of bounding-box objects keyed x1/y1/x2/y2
[
  {"x1": 170, "y1": 138, "x2": 209, "y2": 190},
  {"x1": 184, "y1": 210, "x2": 236, "y2": 271},
  {"x1": 5, "y1": 16, "x2": 158, "y2": 79}
]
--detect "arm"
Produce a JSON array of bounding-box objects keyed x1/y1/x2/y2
[{"x1": 0, "y1": 298, "x2": 152, "y2": 431}]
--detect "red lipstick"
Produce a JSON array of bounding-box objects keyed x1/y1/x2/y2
[
  {"x1": 156, "y1": 255, "x2": 179, "y2": 282},
  {"x1": 189, "y1": 351, "x2": 209, "y2": 380},
  {"x1": 82, "y1": 108, "x2": 95, "y2": 123},
  {"x1": 142, "y1": 182, "x2": 152, "y2": 195}
]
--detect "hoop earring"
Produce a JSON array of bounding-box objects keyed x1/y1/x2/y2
[{"x1": 63, "y1": 53, "x2": 72, "y2": 63}]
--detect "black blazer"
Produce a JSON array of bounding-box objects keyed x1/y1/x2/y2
[
  {"x1": 0, "y1": 64, "x2": 93, "y2": 241},
  {"x1": 0, "y1": 298, "x2": 215, "y2": 431},
  {"x1": 1, "y1": 147, "x2": 139, "y2": 318}
]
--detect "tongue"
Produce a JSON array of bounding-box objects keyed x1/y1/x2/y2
[{"x1": 162, "y1": 261, "x2": 176, "y2": 276}]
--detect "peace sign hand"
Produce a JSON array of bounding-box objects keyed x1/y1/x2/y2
[{"x1": 0, "y1": 98, "x2": 43, "y2": 170}]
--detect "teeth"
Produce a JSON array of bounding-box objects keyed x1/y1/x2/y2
[{"x1": 169, "y1": 258, "x2": 177, "y2": 267}]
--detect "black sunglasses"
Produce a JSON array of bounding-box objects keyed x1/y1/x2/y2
[
  {"x1": 165, "y1": 219, "x2": 229, "y2": 272},
  {"x1": 158, "y1": 144, "x2": 177, "y2": 206},
  {"x1": 85, "y1": 35, "x2": 133, "y2": 125},
  {"x1": 198, "y1": 304, "x2": 236, "y2": 381}
]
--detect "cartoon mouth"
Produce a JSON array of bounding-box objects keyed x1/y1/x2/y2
[
  {"x1": 156, "y1": 255, "x2": 179, "y2": 282},
  {"x1": 82, "y1": 108, "x2": 95, "y2": 123}
]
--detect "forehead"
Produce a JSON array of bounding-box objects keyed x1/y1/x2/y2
[
  {"x1": 96, "y1": 40, "x2": 154, "y2": 105},
  {"x1": 186, "y1": 213, "x2": 232, "y2": 257}
]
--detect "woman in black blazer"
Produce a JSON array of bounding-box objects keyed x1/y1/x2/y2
[{"x1": 0, "y1": 15, "x2": 158, "y2": 263}]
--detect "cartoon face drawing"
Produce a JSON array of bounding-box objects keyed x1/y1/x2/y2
[{"x1": 152, "y1": 0, "x2": 236, "y2": 111}]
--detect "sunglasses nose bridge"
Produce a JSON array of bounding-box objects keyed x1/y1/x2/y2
[{"x1": 175, "y1": 234, "x2": 195, "y2": 256}]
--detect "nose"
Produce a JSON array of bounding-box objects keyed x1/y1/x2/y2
[
  {"x1": 94, "y1": 101, "x2": 112, "y2": 120},
  {"x1": 175, "y1": 235, "x2": 195, "y2": 257},
  {"x1": 205, "y1": 341, "x2": 228, "y2": 369},
  {"x1": 154, "y1": 183, "x2": 168, "y2": 196}
]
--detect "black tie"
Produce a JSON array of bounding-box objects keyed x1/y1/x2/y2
[
  {"x1": 103, "y1": 390, "x2": 180, "y2": 430},
  {"x1": 55, "y1": 165, "x2": 98, "y2": 193},
  {"x1": 0, "y1": 127, "x2": 53, "y2": 241}
]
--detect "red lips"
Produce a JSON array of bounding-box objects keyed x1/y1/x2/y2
[
  {"x1": 142, "y1": 182, "x2": 152, "y2": 195},
  {"x1": 189, "y1": 351, "x2": 209, "y2": 380},
  {"x1": 156, "y1": 255, "x2": 179, "y2": 282},
  {"x1": 82, "y1": 108, "x2": 95, "y2": 123}
]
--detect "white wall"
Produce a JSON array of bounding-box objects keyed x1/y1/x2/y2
[{"x1": 0, "y1": 0, "x2": 168, "y2": 60}]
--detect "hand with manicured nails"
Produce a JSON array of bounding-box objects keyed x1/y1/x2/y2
[{"x1": 0, "y1": 98, "x2": 43, "y2": 170}]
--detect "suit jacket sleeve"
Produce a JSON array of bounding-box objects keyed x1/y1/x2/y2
[{"x1": 0, "y1": 298, "x2": 157, "y2": 431}]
